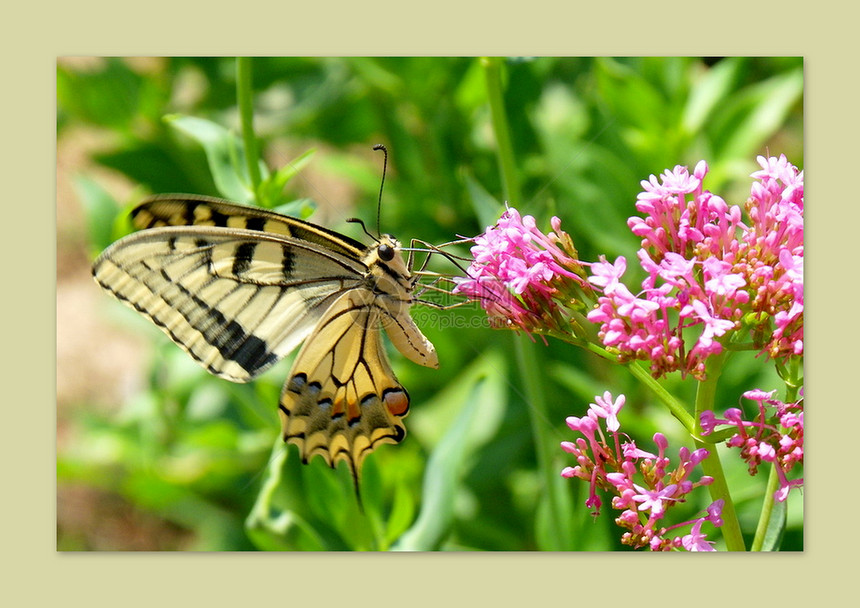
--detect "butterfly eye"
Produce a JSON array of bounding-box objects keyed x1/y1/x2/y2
[{"x1": 378, "y1": 243, "x2": 395, "y2": 261}]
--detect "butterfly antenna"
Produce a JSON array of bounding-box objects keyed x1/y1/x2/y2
[
  {"x1": 347, "y1": 216, "x2": 376, "y2": 241},
  {"x1": 372, "y1": 143, "x2": 388, "y2": 238}
]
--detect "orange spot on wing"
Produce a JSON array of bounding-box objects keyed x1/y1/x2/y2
[{"x1": 382, "y1": 389, "x2": 410, "y2": 416}]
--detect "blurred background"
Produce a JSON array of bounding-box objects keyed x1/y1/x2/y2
[{"x1": 57, "y1": 56, "x2": 803, "y2": 550}]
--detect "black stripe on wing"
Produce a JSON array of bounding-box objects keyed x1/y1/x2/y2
[{"x1": 131, "y1": 194, "x2": 368, "y2": 259}]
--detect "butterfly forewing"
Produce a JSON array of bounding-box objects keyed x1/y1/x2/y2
[
  {"x1": 94, "y1": 226, "x2": 364, "y2": 382},
  {"x1": 92, "y1": 194, "x2": 438, "y2": 486},
  {"x1": 131, "y1": 194, "x2": 366, "y2": 258}
]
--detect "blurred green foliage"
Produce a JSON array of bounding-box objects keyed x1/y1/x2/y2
[{"x1": 57, "y1": 57, "x2": 803, "y2": 551}]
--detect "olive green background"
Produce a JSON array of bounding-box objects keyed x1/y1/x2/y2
[{"x1": 5, "y1": 0, "x2": 845, "y2": 605}]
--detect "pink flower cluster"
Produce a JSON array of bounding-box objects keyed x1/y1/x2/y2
[
  {"x1": 561, "y1": 392, "x2": 722, "y2": 551},
  {"x1": 701, "y1": 389, "x2": 803, "y2": 502},
  {"x1": 587, "y1": 155, "x2": 803, "y2": 379},
  {"x1": 453, "y1": 207, "x2": 592, "y2": 335}
]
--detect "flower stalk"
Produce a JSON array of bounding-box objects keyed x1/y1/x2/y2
[
  {"x1": 236, "y1": 57, "x2": 263, "y2": 198},
  {"x1": 481, "y1": 57, "x2": 573, "y2": 548},
  {"x1": 692, "y1": 354, "x2": 745, "y2": 551},
  {"x1": 482, "y1": 57, "x2": 521, "y2": 205}
]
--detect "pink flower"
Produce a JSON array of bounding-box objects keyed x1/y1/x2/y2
[
  {"x1": 700, "y1": 389, "x2": 803, "y2": 502},
  {"x1": 588, "y1": 155, "x2": 803, "y2": 379},
  {"x1": 587, "y1": 256, "x2": 627, "y2": 295},
  {"x1": 681, "y1": 518, "x2": 717, "y2": 551},
  {"x1": 632, "y1": 484, "x2": 678, "y2": 516},
  {"x1": 561, "y1": 393, "x2": 715, "y2": 550},
  {"x1": 622, "y1": 441, "x2": 655, "y2": 460},
  {"x1": 706, "y1": 499, "x2": 725, "y2": 526},
  {"x1": 454, "y1": 207, "x2": 593, "y2": 336},
  {"x1": 455, "y1": 155, "x2": 801, "y2": 380},
  {"x1": 588, "y1": 391, "x2": 625, "y2": 432},
  {"x1": 689, "y1": 300, "x2": 736, "y2": 350}
]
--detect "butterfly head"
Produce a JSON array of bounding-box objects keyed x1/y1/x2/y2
[
  {"x1": 377, "y1": 237, "x2": 396, "y2": 262},
  {"x1": 364, "y1": 234, "x2": 407, "y2": 275}
]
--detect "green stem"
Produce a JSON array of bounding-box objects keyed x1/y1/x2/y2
[
  {"x1": 544, "y1": 332, "x2": 696, "y2": 431},
  {"x1": 483, "y1": 57, "x2": 569, "y2": 548},
  {"x1": 482, "y1": 57, "x2": 521, "y2": 205},
  {"x1": 750, "y1": 465, "x2": 780, "y2": 551},
  {"x1": 236, "y1": 57, "x2": 263, "y2": 199},
  {"x1": 784, "y1": 358, "x2": 802, "y2": 402},
  {"x1": 626, "y1": 360, "x2": 696, "y2": 431},
  {"x1": 751, "y1": 366, "x2": 800, "y2": 550},
  {"x1": 246, "y1": 438, "x2": 288, "y2": 529},
  {"x1": 514, "y1": 337, "x2": 572, "y2": 549},
  {"x1": 692, "y1": 354, "x2": 746, "y2": 551}
]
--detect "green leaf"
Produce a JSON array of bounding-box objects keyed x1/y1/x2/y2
[
  {"x1": 244, "y1": 443, "x2": 328, "y2": 551},
  {"x1": 683, "y1": 58, "x2": 744, "y2": 133},
  {"x1": 761, "y1": 495, "x2": 787, "y2": 551},
  {"x1": 384, "y1": 483, "x2": 417, "y2": 547},
  {"x1": 165, "y1": 114, "x2": 269, "y2": 204},
  {"x1": 57, "y1": 58, "x2": 152, "y2": 130},
  {"x1": 94, "y1": 142, "x2": 206, "y2": 197},
  {"x1": 392, "y1": 351, "x2": 507, "y2": 550},
  {"x1": 462, "y1": 171, "x2": 504, "y2": 228},
  {"x1": 595, "y1": 58, "x2": 673, "y2": 131},
  {"x1": 259, "y1": 148, "x2": 316, "y2": 207},
  {"x1": 711, "y1": 68, "x2": 803, "y2": 160},
  {"x1": 74, "y1": 175, "x2": 124, "y2": 252}
]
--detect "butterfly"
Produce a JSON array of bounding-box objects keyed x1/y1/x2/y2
[{"x1": 92, "y1": 189, "x2": 442, "y2": 493}]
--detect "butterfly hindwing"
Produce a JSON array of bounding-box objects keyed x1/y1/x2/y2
[{"x1": 279, "y1": 289, "x2": 411, "y2": 477}]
